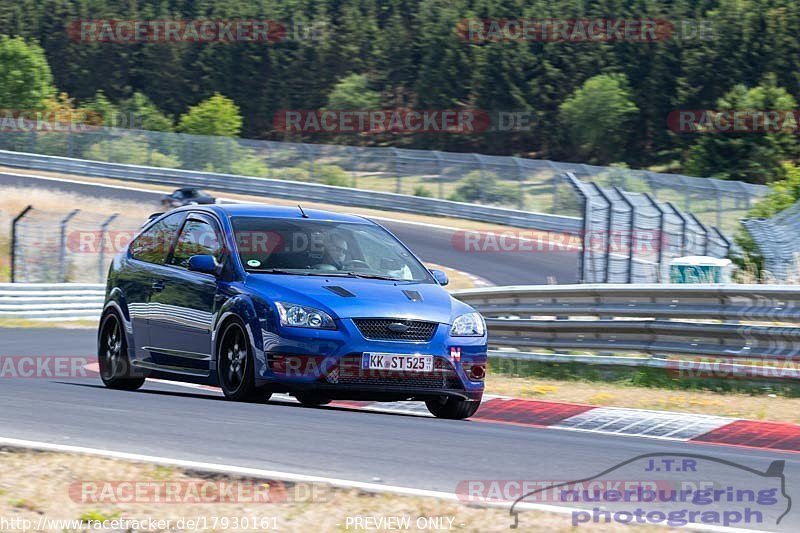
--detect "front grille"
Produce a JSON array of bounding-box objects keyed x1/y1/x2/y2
[
  {"x1": 353, "y1": 318, "x2": 437, "y2": 342},
  {"x1": 331, "y1": 356, "x2": 462, "y2": 390}
]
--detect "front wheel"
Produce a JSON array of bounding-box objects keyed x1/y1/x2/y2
[
  {"x1": 425, "y1": 397, "x2": 481, "y2": 419},
  {"x1": 294, "y1": 392, "x2": 332, "y2": 407},
  {"x1": 217, "y1": 320, "x2": 272, "y2": 403},
  {"x1": 98, "y1": 312, "x2": 145, "y2": 391}
]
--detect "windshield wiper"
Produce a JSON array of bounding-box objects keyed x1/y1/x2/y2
[
  {"x1": 343, "y1": 272, "x2": 405, "y2": 281},
  {"x1": 248, "y1": 268, "x2": 313, "y2": 275},
  {"x1": 248, "y1": 269, "x2": 353, "y2": 278},
  {"x1": 248, "y1": 269, "x2": 405, "y2": 281}
]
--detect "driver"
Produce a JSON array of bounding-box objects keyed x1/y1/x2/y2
[{"x1": 320, "y1": 231, "x2": 349, "y2": 269}]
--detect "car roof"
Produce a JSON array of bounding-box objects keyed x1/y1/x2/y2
[{"x1": 185, "y1": 204, "x2": 373, "y2": 224}]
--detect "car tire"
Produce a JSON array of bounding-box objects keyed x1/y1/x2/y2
[
  {"x1": 425, "y1": 397, "x2": 481, "y2": 419},
  {"x1": 98, "y1": 311, "x2": 146, "y2": 391},
  {"x1": 294, "y1": 392, "x2": 332, "y2": 407},
  {"x1": 217, "y1": 319, "x2": 272, "y2": 403}
]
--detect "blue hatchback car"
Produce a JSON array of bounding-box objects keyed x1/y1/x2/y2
[{"x1": 98, "y1": 204, "x2": 487, "y2": 419}]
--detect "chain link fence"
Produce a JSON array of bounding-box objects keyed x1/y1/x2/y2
[
  {"x1": 8, "y1": 207, "x2": 142, "y2": 283},
  {"x1": 742, "y1": 200, "x2": 800, "y2": 282},
  {"x1": 0, "y1": 127, "x2": 767, "y2": 232},
  {"x1": 564, "y1": 173, "x2": 731, "y2": 283}
]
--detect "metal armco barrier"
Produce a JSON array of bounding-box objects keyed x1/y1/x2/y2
[
  {"x1": 452, "y1": 284, "x2": 800, "y2": 364},
  {"x1": 0, "y1": 150, "x2": 583, "y2": 235},
  {"x1": 0, "y1": 283, "x2": 105, "y2": 320},
  {"x1": 7, "y1": 283, "x2": 800, "y2": 371}
]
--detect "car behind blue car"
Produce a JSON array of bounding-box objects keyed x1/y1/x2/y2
[{"x1": 98, "y1": 204, "x2": 487, "y2": 419}]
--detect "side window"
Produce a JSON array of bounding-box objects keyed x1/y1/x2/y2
[
  {"x1": 130, "y1": 213, "x2": 184, "y2": 264},
  {"x1": 170, "y1": 219, "x2": 222, "y2": 269}
]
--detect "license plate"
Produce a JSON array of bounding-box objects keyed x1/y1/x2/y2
[{"x1": 361, "y1": 353, "x2": 433, "y2": 372}]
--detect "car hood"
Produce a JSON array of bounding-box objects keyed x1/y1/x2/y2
[{"x1": 244, "y1": 274, "x2": 472, "y2": 324}]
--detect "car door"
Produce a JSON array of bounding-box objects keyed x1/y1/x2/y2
[
  {"x1": 147, "y1": 213, "x2": 224, "y2": 374},
  {"x1": 124, "y1": 212, "x2": 186, "y2": 364}
]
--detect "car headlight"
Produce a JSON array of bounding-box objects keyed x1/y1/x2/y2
[
  {"x1": 450, "y1": 312, "x2": 485, "y2": 337},
  {"x1": 275, "y1": 302, "x2": 335, "y2": 329}
]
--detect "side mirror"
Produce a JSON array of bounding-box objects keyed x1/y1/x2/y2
[
  {"x1": 430, "y1": 269, "x2": 449, "y2": 286},
  {"x1": 188, "y1": 255, "x2": 222, "y2": 276}
]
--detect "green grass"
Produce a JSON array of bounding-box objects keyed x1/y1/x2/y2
[
  {"x1": 489, "y1": 356, "x2": 800, "y2": 398},
  {"x1": 79, "y1": 511, "x2": 120, "y2": 522},
  {"x1": 0, "y1": 233, "x2": 8, "y2": 282}
]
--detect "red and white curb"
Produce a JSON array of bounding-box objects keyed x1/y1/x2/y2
[{"x1": 143, "y1": 376, "x2": 800, "y2": 453}]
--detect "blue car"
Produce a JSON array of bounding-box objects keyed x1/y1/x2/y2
[{"x1": 98, "y1": 204, "x2": 487, "y2": 419}]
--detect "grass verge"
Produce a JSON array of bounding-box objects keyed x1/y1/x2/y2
[{"x1": 0, "y1": 448, "x2": 645, "y2": 532}]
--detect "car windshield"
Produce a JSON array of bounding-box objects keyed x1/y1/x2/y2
[{"x1": 231, "y1": 217, "x2": 433, "y2": 282}]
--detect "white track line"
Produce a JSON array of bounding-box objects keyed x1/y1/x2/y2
[{"x1": 0, "y1": 436, "x2": 764, "y2": 532}]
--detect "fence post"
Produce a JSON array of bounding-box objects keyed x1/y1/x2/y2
[
  {"x1": 10, "y1": 205, "x2": 33, "y2": 283},
  {"x1": 714, "y1": 226, "x2": 732, "y2": 257},
  {"x1": 643, "y1": 193, "x2": 666, "y2": 282},
  {"x1": 392, "y1": 147, "x2": 401, "y2": 194},
  {"x1": 512, "y1": 157, "x2": 525, "y2": 210},
  {"x1": 67, "y1": 131, "x2": 74, "y2": 158},
  {"x1": 98, "y1": 213, "x2": 119, "y2": 283},
  {"x1": 58, "y1": 209, "x2": 81, "y2": 282},
  {"x1": 433, "y1": 151, "x2": 444, "y2": 199},
  {"x1": 689, "y1": 213, "x2": 710, "y2": 256},
  {"x1": 589, "y1": 183, "x2": 613, "y2": 283},
  {"x1": 474, "y1": 154, "x2": 485, "y2": 203},
  {"x1": 681, "y1": 176, "x2": 692, "y2": 212},
  {"x1": 668, "y1": 202, "x2": 688, "y2": 256},
  {"x1": 711, "y1": 179, "x2": 723, "y2": 228},
  {"x1": 613, "y1": 187, "x2": 636, "y2": 283},
  {"x1": 563, "y1": 172, "x2": 589, "y2": 283}
]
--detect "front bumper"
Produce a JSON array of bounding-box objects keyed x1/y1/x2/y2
[{"x1": 254, "y1": 318, "x2": 486, "y2": 401}]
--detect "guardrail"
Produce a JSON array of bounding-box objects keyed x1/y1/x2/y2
[
  {"x1": 452, "y1": 284, "x2": 800, "y2": 375},
  {"x1": 0, "y1": 283, "x2": 105, "y2": 320},
  {"x1": 0, "y1": 150, "x2": 582, "y2": 234},
  {"x1": 8, "y1": 283, "x2": 799, "y2": 380}
]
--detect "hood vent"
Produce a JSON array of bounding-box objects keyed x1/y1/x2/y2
[
  {"x1": 403, "y1": 290, "x2": 423, "y2": 302},
  {"x1": 324, "y1": 285, "x2": 356, "y2": 298}
]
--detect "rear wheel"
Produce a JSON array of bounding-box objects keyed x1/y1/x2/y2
[
  {"x1": 294, "y1": 392, "x2": 332, "y2": 407},
  {"x1": 218, "y1": 320, "x2": 272, "y2": 403},
  {"x1": 98, "y1": 312, "x2": 145, "y2": 391},
  {"x1": 425, "y1": 397, "x2": 480, "y2": 419}
]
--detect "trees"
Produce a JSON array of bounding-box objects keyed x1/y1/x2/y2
[
  {"x1": 684, "y1": 76, "x2": 797, "y2": 184},
  {"x1": 177, "y1": 93, "x2": 243, "y2": 137},
  {"x1": 4, "y1": 0, "x2": 800, "y2": 174},
  {"x1": 449, "y1": 171, "x2": 519, "y2": 206},
  {"x1": 120, "y1": 93, "x2": 174, "y2": 132},
  {"x1": 0, "y1": 35, "x2": 54, "y2": 109},
  {"x1": 325, "y1": 74, "x2": 380, "y2": 110},
  {"x1": 558, "y1": 74, "x2": 638, "y2": 164}
]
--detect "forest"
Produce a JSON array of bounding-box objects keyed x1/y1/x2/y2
[{"x1": 0, "y1": 0, "x2": 799, "y2": 185}]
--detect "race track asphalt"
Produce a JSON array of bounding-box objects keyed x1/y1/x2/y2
[{"x1": 1, "y1": 328, "x2": 798, "y2": 531}]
